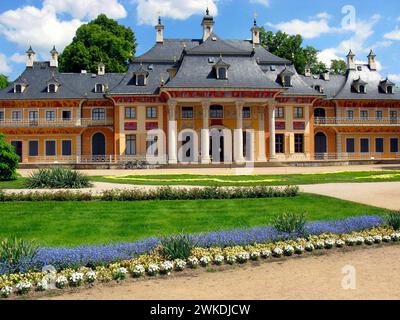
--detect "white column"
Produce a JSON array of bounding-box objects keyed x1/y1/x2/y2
[
  {"x1": 76, "y1": 135, "x2": 82, "y2": 163},
  {"x1": 258, "y1": 105, "x2": 267, "y2": 161},
  {"x1": 168, "y1": 100, "x2": 178, "y2": 164},
  {"x1": 269, "y1": 101, "x2": 276, "y2": 160},
  {"x1": 201, "y1": 100, "x2": 211, "y2": 164},
  {"x1": 235, "y1": 101, "x2": 245, "y2": 163},
  {"x1": 336, "y1": 133, "x2": 342, "y2": 160}
]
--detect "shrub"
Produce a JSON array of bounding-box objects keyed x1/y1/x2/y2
[
  {"x1": 0, "y1": 238, "x2": 39, "y2": 273},
  {"x1": 160, "y1": 234, "x2": 195, "y2": 260},
  {"x1": 0, "y1": 134, "x2": 19, "y2": 181},
  {"x1": 385, "y1": 212, "x2": 400, "y2": 230},
  {"x1": 25, "y1": 167, "x2": 91, "y2": 189},
  {"x1": 272, "y1": 212, "x2": 307, "y2": 235}
]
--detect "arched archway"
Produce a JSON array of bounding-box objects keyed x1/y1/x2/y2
[
  {"x1": 314, "y1": 132, "x2": 327, "y2": 158},
  {"x1": 92, "y1": 132, "x2": 106, "y2": 156}
]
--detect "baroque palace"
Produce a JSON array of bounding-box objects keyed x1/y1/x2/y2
[{"x1": 0, "y1": 11, "x2": 399, "y2": 165}]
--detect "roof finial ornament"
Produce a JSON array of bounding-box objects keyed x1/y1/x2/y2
[
  {"x1": 206, "y1": 7, "x2": 210, "y2": 16},
  {"x1": 253, "y1": 11, "x2": 258, "y2": 26}
]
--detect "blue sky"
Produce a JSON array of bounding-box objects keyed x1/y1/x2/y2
[{"x1": 0, "y1": 0, "x2": 399, "y2": 82}]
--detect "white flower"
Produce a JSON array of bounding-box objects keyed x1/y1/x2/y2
[
  {"x1": 383, "y1": 235, "x2": 391, "y2": 243},
  {"x1": 56, "y1": 276, "x2": 68, "y2": 289},
  {"x1": 132, "y1": 265, "x2": 146, "y2": 277},
  {"x1": 273, "y1": 247, "x2": 283, "y2": 257},
  {"x1": 112, "y1": 267, "x2": 128, "y2": 281},
  {"x1": 260, "y1": 249, "x2": 271, "y2": 258},
  {"x1": 374, "y1": 235, "x2": 383, "y2": 243},
  {"x1": 36, "y1": 279, "x2": 48, "y2": 292},
  {"x1": 250, "y1": 251, "x2": 261, "y2": 260},
  {"x1": 355, "y1": 237, "x2": 364, "y2": 245},
  {"x1": 315, "y1": 241, "x2": 325, "y2": 249},
  {"x1": 294, "y1": 245, "x2": 304, "y2": 254},
  {"x1": 365, "y1": 236, "x2": 374, "y2": 245},
  {"x1": 15, "y1": 282, "x2": 32, "y2": 295},
  {"x1": 147, "y1": 264, "x2": 160, "y2": 276},
  {"x1": 188, "y1": 257, "x2": 199, "y2": 268},
  {"x1": 174, "y1": 259, "x2": 187, "y2": 271},
  {"x1": 305, "y1": 243, "x2": 314, "y2": 252},
  {"x1": 345, "y1": 238, "x2": 357, "y2": 246},
  {"x1": 324, "y1": 239, "x2": 335, "y2": 249},
  {"x1": 199, "y1": 256, "x2": 211, "y2": 266},
  {"x1": 69, "y1": 272, "x2": 84, "y2": 287},
  {"x1": 1, "y1": 286, "x2": 12, "y2": 298},
  {"x1": 213, "y1": 255, "x2": 224, "y2": 265},
  {"x1": 284, "y1": 245, "x2": 294, "y2": 256},
  {"x1": 336, "y1": 240, "x2": 345, "y2": 248},
  {"x1": 85, "y1": 271, "x2": 97, "y2": 283},
  {"x1": 226, "y1": 255, "x2": 237, "y2": 264},
  {"x1": 237, "y1": 252, "x2": 250, "y2": 263},
  {"x1": 160, "y1": 261, "x2": 174, "y2": 275},
  {"x1": 391, "y1": 233, "x2": 400, "y2": 241}
]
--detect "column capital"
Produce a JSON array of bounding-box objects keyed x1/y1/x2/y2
[
  {"x1": 167, "y1": 99, "x2": 178, "y2": 108},
  {"x1": 268, "y1": 99, "x2": 277, "y2": 109},
  {"x1": 258, "y1": 105, "x2": 266, "y2": 113},
  {"x1": 201, "y1": 99, "x2": 211, "y2": 109},
  {"x1": 235, "y1": 100, "x2": 245, "y2": 108}
]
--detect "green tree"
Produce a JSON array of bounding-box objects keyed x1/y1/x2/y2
[
  {"x1": 330, "y1": 59, "x2": 348, "y2": 75},
  {"x1": 0, "y1": 74, "x2": 8, "y2": 90},
  {"x1": 259, "y1": 28, "x2": 324, "y2": 75},
  {"x1": 0, "y1": 134, "x2": 19, "y2": 181},
  {"x1": 59, "y1": 14, "x2": 136, "y2": 73}
]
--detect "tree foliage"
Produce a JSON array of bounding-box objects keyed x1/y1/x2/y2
[
  {"x1": 330, "y1": 59, "x2": 348, "y2": 75},
  {"x1": 0, "y1": 74, "x2": 8, "y2": 90},
  {"x1": 259, "y1": 28, "x2": 326, "y2": 75},
  {"x1": 59, "y1": 14, "x2": 136, "y2": 73},
  {"x1": 0, "y1": 134, "x2": 19, "y2": 181}
]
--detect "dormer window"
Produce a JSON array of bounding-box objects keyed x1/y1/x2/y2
[
  {"x1": 379, "y1": 79, "x2": 395, "y2": 94},
  {"x1": 95, "y1": 83, "x2": 105, "y2": 93},
  {"x1": 314, "y1": 85, "x2": 323, "y2": 93},
  {"x1": 48, "y1": 83, "x2": 58, "y2": 93},
  {"x1": 213, "y1": 56, "x2": 230, "y2": 80},
  {"x1": 279, "y1": 68, "x2": 295, "y2": 87},
  {"x1": 388, "y1": 86, "x2": 393, "y2": 94},
  {"x1": 14, "y1": 84, "x2": 23, "y2": 93},
  {"x1": 284, "y1": 76, "x2": 292, "y2": 87},
  {"x1": 352, "y1": 77, "x2": 367, "y2": 94},
  {"x1": 359, "y1": 85, "x2": 366, "y2": 94},
  {"x1": 136, "y1": 74, "x2": 146, "y2": 86}
]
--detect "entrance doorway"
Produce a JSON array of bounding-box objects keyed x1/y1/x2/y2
[
  {"x1": 92, "y1": 132, "x2": 106, "y2": 157},
  {"x1": 11, "y1": 141, "x2": 23, "y2": 162},
  {"x1": 209, "y1": 129, "x2": 225, "y2": 163},
  {"x1": 314, "y1": 132, "x2": 327, "y2": 159}
]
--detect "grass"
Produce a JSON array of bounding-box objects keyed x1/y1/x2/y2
[
  {"x1": 0, "y1": 193, "x2": 389, "y2": 247},
  {"x1": 0, "y1": 178, "x2": 27, "y2": 189},
  {"x1": 90, "y1": 170, "x2": 400, "y2": 187}
]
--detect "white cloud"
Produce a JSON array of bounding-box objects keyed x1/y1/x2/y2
[
  {"x1": 134, "y1": 0, "x2": 218, "y2": 25},
  {"x1": 267, "y1": 12, "x2": 340, "y2": 39},
  {"x1": 43, "y1": 0, "x2": 127, "y2": 20},
  {"x1": 388, "y1": 74, "x2": 400, "y2": 83},
  {"x1": 384, "y1": 27, "x2": 400, "y2": 40},
  {"x1": 317, "y1": 48, "x2": 341, "y2": 66},
  {"x1": 10, "y1": 53, "x2": 26, "y2": 64},
  {"x1": 0, "y1": 53, "x2": 11, "y2": 74},
  {"x1": 249, "y1": 0, "x2": 270, "y2": 7}
]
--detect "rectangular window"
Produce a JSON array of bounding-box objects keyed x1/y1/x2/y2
[
  {"x1": 360, "y1": 138, "x2": 369, "y2": 153},
  {"x1": 125, "y1": 107, "x2": 136, "y2": 119},
  {"x1": 29, "y1": 111, "x2": 38, "y2": 121},
  {"x1": 146, "y1": 107, "x2": 157, "y2": 119},
  {"x1": 62, "y1": 110, "x2": 72, "y2": 121},
  {"x1": 92, "y1": 108, "x2": 105, "y2": 120},
  {"x1": 294, "y1": 107, "x2": 304, "y2": 119},
  {"x1": 181, "y1": 107, "x2": 194, "y2": 119},
  {"x1": 210, "y1": 106, "x2": 223, "y2": 119},
  {"x1": 376, "y1": 110, "x2": 383, "y2": 120},
  {"x1": 0, "y1": 111, "x2": 4, "y2": 122},
  {"x1": 12, "y1": 111, "x2": 22, "y2": 121},
  {"x1": 360, "y1": 110, "x2": 368, "y2": 120},
  {"x1": 294, "y1": 134, "x2": 304, "y2": 153},
  {"x1": 346, "y1": 110, "x2": 354, "y2": 120},
  {"x1": 46, "y1": 110, "x2": 55, "y2": 121},
  {"x1": 62, "y1": 140, "x2": 72, "y2": 156},
  {"x1": 275, "y1": 107, "x2": 284, "y2": 118},
  {"x1": 390, "y1": 110, "x2": 398, "y2": 124},
  {"x1": 275, "y1": 134, "x2": 285, "y2": 154},
  {"x1": 346, "y1": 138, "x2": 355, "y2": 153},
  {"x1": 242, "y1": 107, "x2": 251, "y2": 119},
  {"x1": 125, "y1": 135, "x2": 136, "y2": 155},
  {"x1": 28, "y1": 141, "x2": 39, "y2": 157},
  {"x1": 45, "y1": 140, "x2": 56, "y2": 156},
  {"x1": 375, "y1": 138, "x2": 384, "y2": 153},
  {"x1": 390, "y1": 138, "x2": 399, "y2": 153}
]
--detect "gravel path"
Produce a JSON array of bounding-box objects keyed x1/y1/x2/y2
[{"x1": 46, "y1": 245, "x2": 400, "y2": 300}]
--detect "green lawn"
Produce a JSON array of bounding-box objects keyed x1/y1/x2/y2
[
  {"x1": 0, "y1": 178, "x2": 27, "y2": 189},
  {"x1": 0, "y1": 193, "x2": 389, "y2": 247},
  {"x1": 90, "y1": 170, "x2": 400, "y2": 187}
]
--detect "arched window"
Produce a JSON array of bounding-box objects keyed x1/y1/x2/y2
[
  {"x1": 314, "y1": 85, "x2": 320, "y2": 92},
  {"x1": 284, "y1": 75, "x2": 292, "y2": 87},
  {"x1": 48, "y1": 83, "x2": 57, "y2": 93},
  {"x1": 14, "y1": 84, "x2": 23, "y2": 93},
  {"x1": 210, "y1": 105, "x2": 224, "y2": 119},
  {"x1": 95, "y1": 83, "x2": 104, "y2": 93},
  {"x1": 387, "y1": 86, "x2": 393, "y2": 94},
  {"x1": 136, "y1": 74, "x2": 146, "y2": 86},
  {"x1": 217, "y1": 67, "x2": 227, "y2": 79},
  {"x1": 359, "y1": 85, "x2": 366, "y2": 94},
  {"x1": 92, "y1": 108, "x2": 105, "y2": 120}
]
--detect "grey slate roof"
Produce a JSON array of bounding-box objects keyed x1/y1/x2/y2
[
  {"x1": 301, "y1": 74, "x2": 347, "y2": 99},
  {"x1": 187, "y1": 34, "x2": 249, "y2": 55}
]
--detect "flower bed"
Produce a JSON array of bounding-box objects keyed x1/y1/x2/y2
[
  {"x1": 0, "y1": 226, "x2": 399, "y2": 299},
  {"x1": 0, "y1": 215, "x2": 383, "y2": 275}
]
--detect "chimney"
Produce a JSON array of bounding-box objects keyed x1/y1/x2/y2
[
  {"x1": 346, "y1": 49, "x2": 356, "y2": 70},
  {"x1": 367, "y1": 49, "x2": 377, "y2": 71},
  {"x1": 251, "y1": 17, "x2": 260, "y2": 45},
  {"x1": 202, "y1": 8, "x2": 215, "y2": 41},
  {"x1": 26, "y1": 46, "x2": 35, "y2": 68},
  {"x1": 155, "y1": 16, "x2": 164, "y2": 44},
  {"x1": 50, "y1": 46, "x2": 59, "y2": 68},
  {"x1": 304, "y1": 65, "x2": 312, "y2": 77},
  {"x1": 98, "y1": 62, "x2": 105, "y2": 75}
]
